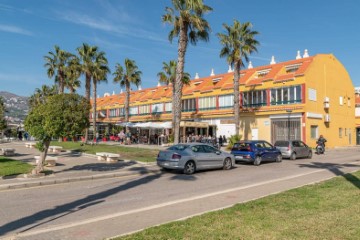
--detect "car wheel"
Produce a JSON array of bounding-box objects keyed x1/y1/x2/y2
[
  {"x1": 290, "y1": 152, "x2": 296, "y2": 160},
  {"x1": 223, "y1": 158, "x2": 232, "y2": 170},
  {"x1": 254, "y1": 156, "x2": 261, "y2": 166},
  {"x1": 276, "y1": 154, "x2": 282, "y2": 162},
  {"x1": 183, "y1": 161, "x2": 196, "y2": 175},
  {"x1": 308, "y1": 151, "x2": 313, "y2": 159}
]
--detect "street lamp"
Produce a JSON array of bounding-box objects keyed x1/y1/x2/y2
[{"x1": 286, "y1": 110, "x2": 293, "y2": 140}]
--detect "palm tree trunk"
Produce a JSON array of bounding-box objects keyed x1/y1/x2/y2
[
  {"x1": 84, "y1": 73, "x2": 91, "y2": 143},
  {"x1": 92, "y1": 78, "x2": 97, "y2": 143},
  {"x1": 125, "y1": 82, "x2": 130, "y2": 131},
  {"x1": 59, "y1": 70, "x2": 65, "y2": 94},
  {"x1": 173, "y1": 25, "x2": 188, "y2": 144},
  {"x1": 172, "y1": 85, "x2": 175, "y2": 135},
  {"x1": 234, "y1": 62, "x2": 240, "y2": 137}
]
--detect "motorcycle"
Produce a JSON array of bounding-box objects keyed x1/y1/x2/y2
[{"x1": 316, "y1": 141, "x2": 325, "y2": 154}]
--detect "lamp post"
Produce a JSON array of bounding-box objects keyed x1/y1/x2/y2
[{"x1": 286, "y1": 110, "x2": 292, "y2": 140}]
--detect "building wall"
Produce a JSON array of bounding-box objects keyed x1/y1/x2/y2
[
  {"x1": 94, "y1": 54, "x2": 356, "y2": 148},
  {"x1": 304, "y1": 54, "x2": 355, "y2": 148}
]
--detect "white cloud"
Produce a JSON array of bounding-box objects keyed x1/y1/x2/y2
[
  {"x1": 0, "y1": 24, "x2": 33, "y2": 36},
  {"x1": 57, "y1": 11, "x2": 166, "y2": 43}
]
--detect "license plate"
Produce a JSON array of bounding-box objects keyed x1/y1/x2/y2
[{"x1": 235, "y1": 156, "x2": 243, "y2": 160}]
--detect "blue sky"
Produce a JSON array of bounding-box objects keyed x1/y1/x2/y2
[{"x1": 1, "y1": 0, "x2": 360, "y2": 97}]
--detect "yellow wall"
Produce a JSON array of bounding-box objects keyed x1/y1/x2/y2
[{"x1": 304, "y1": 54, "x2": 355, "y2": 148}]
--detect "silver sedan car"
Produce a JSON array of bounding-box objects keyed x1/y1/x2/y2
[{"x1": 157, "y1": 143, "x2": 235, "y2": 174}]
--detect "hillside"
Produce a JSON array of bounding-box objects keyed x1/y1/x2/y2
[{"x1": 0, "y1": 91, "x2": 29, "y2": 124}]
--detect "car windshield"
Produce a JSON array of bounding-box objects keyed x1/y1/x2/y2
[
  {"x1": 168, "y1": 144, "x2": 189, "y2": 151},
  {"x1": 232, "y1": 142, "x2": 251, "y2": 151},
  {"x1": 275, "y1": 141, "x2": 289, "y2": 147}
]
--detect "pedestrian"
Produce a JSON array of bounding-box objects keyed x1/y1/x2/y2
[
  {"x1": 222, "y1": 135, "x2": 227, "y2": 144},
  {"x1": 95, "y1": 132, "x2": 99, "y2": 143},
  {"x1": 218, "y1": 136, "x2": 223, "y2": 147},
  {"x1": 126, "y1": 131, "x2": 131, "y2": 145}
]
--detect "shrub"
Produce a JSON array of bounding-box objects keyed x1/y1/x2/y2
[{"x1": 226, "y1": 134, "x2": 242, "y2": 150}]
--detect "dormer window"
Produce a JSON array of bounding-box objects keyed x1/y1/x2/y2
[
  {"x1": 194, "y1": 81, "x2": 202, "y2": 85},
  {"x1": 212, "y1": 77, "x2": 222, "y2": 83},
  {"x1": 286, "y1": 64, "x2": 302, "y2": 73},
  {"x1": 257, "y1": 69, "x2": 270, "y2": 78}
]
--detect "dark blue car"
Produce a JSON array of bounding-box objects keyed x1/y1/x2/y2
[{"x1": 231, "y1": 140, "x2": 282, "y2": 166}]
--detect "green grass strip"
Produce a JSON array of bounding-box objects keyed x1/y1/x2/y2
[
  {"x1": 116, "y1": 171, "x2": 360, "y2": 240},
  {"x1": 0, "y1": 157, "x2": 33, "y2": 177},
  {"x1": 51, "y1": 141, "x2": 159, "y2": 163}
]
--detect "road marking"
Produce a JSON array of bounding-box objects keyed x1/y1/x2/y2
[{"x1": 9, "y1": 161, "x2": 360, "y2": 238}]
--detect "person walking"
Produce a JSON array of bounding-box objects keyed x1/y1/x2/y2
[{"x1": 218, "y1": 135, "x2": 223, "y2": 147}]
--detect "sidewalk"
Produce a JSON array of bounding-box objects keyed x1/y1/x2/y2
[{"x1": 0, "y1": 142, "x2": 161, "y2": 191}]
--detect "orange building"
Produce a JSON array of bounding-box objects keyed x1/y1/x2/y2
[{"x1": 92, "y1": 51, "x2": 356, "y2": 148}]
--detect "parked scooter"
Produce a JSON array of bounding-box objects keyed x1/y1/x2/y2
[{"x1": 316, "y1": 141, "x2": 325, "y2": 154}]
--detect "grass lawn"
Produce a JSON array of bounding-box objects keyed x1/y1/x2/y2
[
  {"x1": 0, "y1": 157, "x2": 33, "y2": 177},
  {"x1": 116, "y1": 171, "x2": 360, "y2": 240},
  {"x1": 51, "y1": 141, "x2": 159, "y2": 163}
]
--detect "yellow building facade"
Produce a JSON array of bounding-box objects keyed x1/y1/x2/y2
[{"x1": 93, "y1": 53, "x2": 355, "y2": 148}]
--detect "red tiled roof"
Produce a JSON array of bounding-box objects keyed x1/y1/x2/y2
[{"x1": 94, "y1": 56, "x2": 316, "y2": 107}]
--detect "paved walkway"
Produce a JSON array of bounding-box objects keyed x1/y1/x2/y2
[{"x1": 0, "y1": 141, "x2": 161, "y2": 191}]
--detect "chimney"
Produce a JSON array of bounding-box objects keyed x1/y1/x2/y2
[
  {"x1": 227, "y1": 65, "x2": 233, "y2": 73},
  {"x1": 296, "y1": 50, "x2": 302, "y2": 59},
  {"x1": 195, "y1": 73, "x2": 199, "y2": 79},
  {"x1": 303, "y1": 49, "x2": 309, "y2": 58},
  {"x1": 157, "y1": 81, "x2": 161, "y2": 87},
  {"x1": 210, "y1": 68, "x2": 215, "y2": 76},
  {"x1": 270, "y1": 56, "x2": 276, "y2": 65},
  {"x1": 248, "y1": 61, "x2": 253, "y2": 69},
  {"x1": 120, "y1": 88, "x2": 123, "y2": 94},
  {"x1": 112, "y1": 90, "x2": 115, "y2": 95},
  {"x1": 138, "y1": 85, "x2": 142, "y2": 91}
]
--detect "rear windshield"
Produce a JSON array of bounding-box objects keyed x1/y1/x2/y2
[
  {"x1": 274, "y1": 141, "x2": 289, "y2": 147},
  {"x1": 232, "y1": 142, "x2": 251, "y2": 151},
  {"x1": 168, "y1": 144, "x2": 189, "y2": 151}
]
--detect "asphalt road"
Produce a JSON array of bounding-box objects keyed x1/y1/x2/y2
[{"x1": 1, "y1": 148, "x2": 360, "y2": 240}]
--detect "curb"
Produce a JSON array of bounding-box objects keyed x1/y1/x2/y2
[{"x1": 0, "y1": 167, "x2": 161, "y2": 191}]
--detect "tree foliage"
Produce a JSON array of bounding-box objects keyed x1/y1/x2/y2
[{"x1": 25, "y1": 93, "x2": 90, "y2": 173}]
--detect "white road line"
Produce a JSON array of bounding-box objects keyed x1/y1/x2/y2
[{"x1": 12, "y1": 161, "x2": 360, "y2": 238}]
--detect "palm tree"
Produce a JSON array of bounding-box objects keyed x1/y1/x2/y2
[
  {"x1": 217, "y1": 20, "x2": 259, "y2": 137},
  {"x1": 28, "y1": 85, "x2": 58, "y2": 108},
  {"x1": 64, "y1": 56, "x2": 82, "y2": 93},
  {"x1": 92, "y1": 51, "x2": 110, "y2": 141},
  {"x1": 44, "y1": 45, "x2": 72, "y2": 94},
  {"x1": 77, "y1": 43, "x2": 101, "y2": 142},
  {"x1": 162, "y1": 0, "x2": 212, "y2": 144},
  {"x1": 157, "y1": 60, "x2": 190, "y2": 131},
  {"x1": 113, "y1": 59, "x2": 142, "y2": 125}
]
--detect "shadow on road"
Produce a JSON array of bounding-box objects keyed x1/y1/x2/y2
[
  {"x1": 298, "y1": 161, "x2": 360, "y2": 189},
  {"x1": 0, "y1": 170, "x2": 163, "y2": 236},
  {"x1": 56, "y1": 161, "x2": 137, "y2": 173}
]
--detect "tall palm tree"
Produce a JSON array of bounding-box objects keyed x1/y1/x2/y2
[
  {"x1": 217, "y1": 20, "x2": 259, "y2": 137},
  {"x1": 113, "y1": 59, "x2": 142, "y2": 125},
  {"x1": 44, "y1": 45, "x2": 72, "y2": 94},
  {"x1": 92, "y1": 51, "x2": 110, "y2": 140},
  {"x1": 64, "y1": 56, "x2": 82, "y2": 93},
  {"x1": 77, "y1": 43, "x2": 100, "y2": 142},
  {"x1": 157, "y1": 60, "x2": 190, "y2": 130},
  {"x1": 162, "y1": 0, "x2": 212, "y2": 144}
]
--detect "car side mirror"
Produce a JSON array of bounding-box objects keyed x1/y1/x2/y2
[{"x1": 215, "y1": 151, "x2": 221, "y2": 155}]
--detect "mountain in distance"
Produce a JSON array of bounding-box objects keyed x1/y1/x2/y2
[{"x1": 0, "y1": 91, "x2": 29, "y2": 124}]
